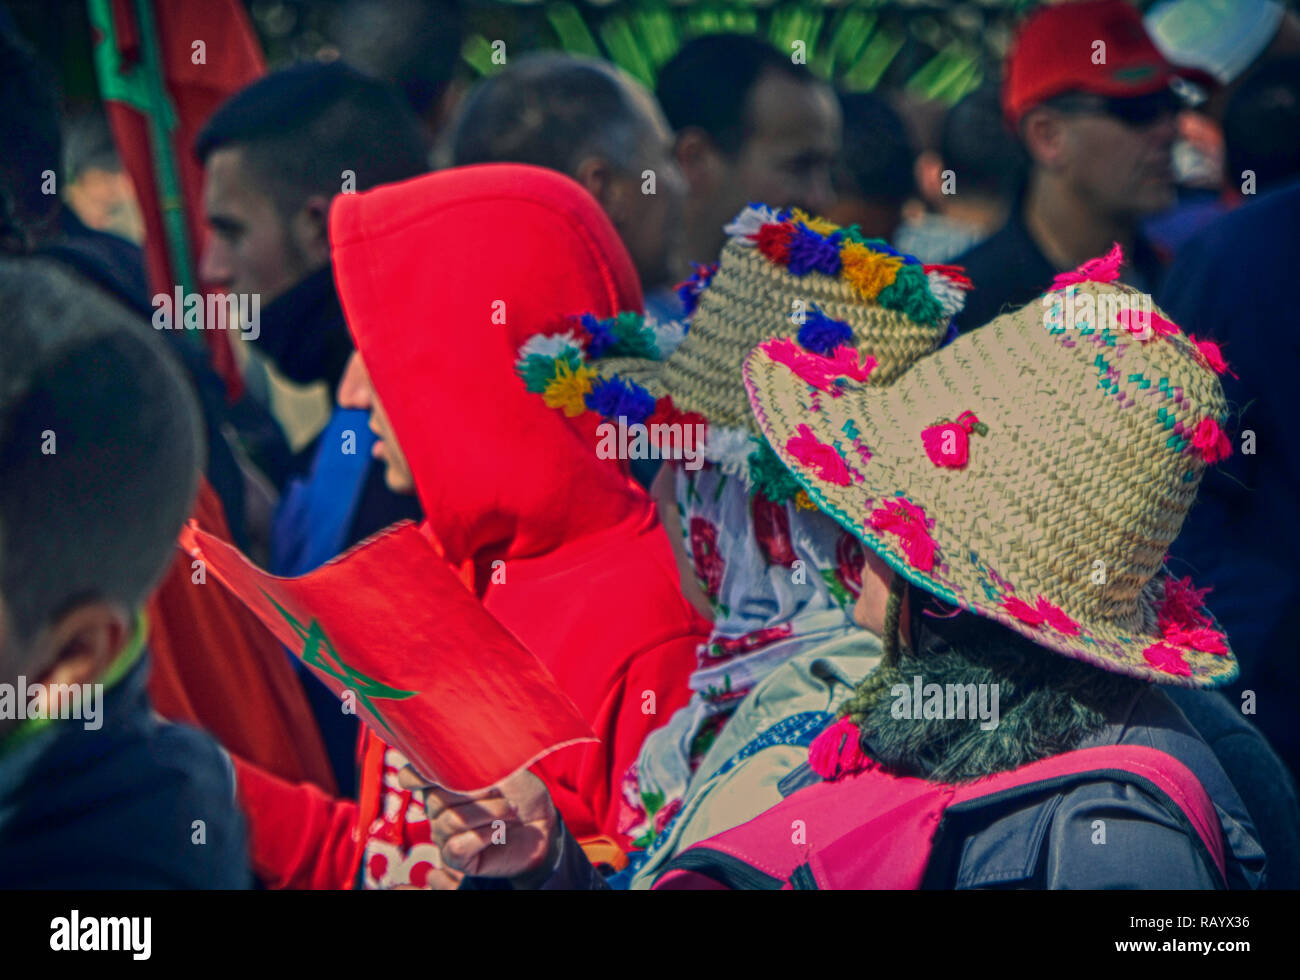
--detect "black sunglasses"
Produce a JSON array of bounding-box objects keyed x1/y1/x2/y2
[{"x1": 1048, "y1": 89, "x2": 1186, "y2": 127}]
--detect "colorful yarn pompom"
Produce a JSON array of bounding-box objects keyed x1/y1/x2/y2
[
  {"x1": 921, "y1": 411, "x2": 985, "y2": 469},
  {"x1": 1116, "y1": 307, "x2": 1180, "y2": 340},
  {"x1": 878, "y1": 262, "x2": 944, "y2": 327},
  {"x1": 585, "y1": 374, "x2": 657, "y2": 425},
  {"x1": 1188, "y1": 335, "x2": 1236, "y2": 377},
  {"x1": 840, "y1": 240, "x2": 901, "y2": 301},
  {"x1": 796, "y1": 307, "x2": 854, "y2": 355},
  {"x1": 762, "y1": 337, "x2": 874, "y2": 390},
  {"x1": 1143, "y1": 641, "x2": 1193, "y2": 678},
  {"x1": 808, "y1": 716, "x2": 869, "y2": 780},
  {"x1": 1191, "y1": 417, "x2": 1232, "y2": 464},
  {"x1": 755, "y1": 222, "x2": 795, "y2": 265},
  {"x1": 1052, "y1": 242, "x2": 1123, "y2": 288},
  {"x1": 702, "y1": 424, "x2": 754, "y2": 476},
  {"x1": 869, "y1": 497, "x2": 937, "y2": 572},
  {"x1": 787, "y1": 224, "x2": 843, "y2": 277},
  {"x1": 1162, "y1": 624, "x2": 1229, "y2": 655},
  {"x1": 1158, "y1": 576, "x2": 1213, "y2": 632},
  {"x1": 747, "y1": 438, "x2": 806, "y2": 505},
  {"x1": 675, "y1": 262, "x2": 718, "y2": 317},
  {"x1": 724, "y1": 203, "x2": 781, "y2": 242},
  {"x1": 542, "y1": 360, "x2": 596, "y2": 417},
  {"x1": 786, "y1": 423, "x2": 852, "y2": 486}
]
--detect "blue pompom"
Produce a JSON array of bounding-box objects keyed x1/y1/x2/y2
[
  {"x1": 584, "y1": 374, "x2": 657, "y2": 425},
  {"x1": 787, "y1": 225, "x2": 843, "y2": 277},
  {"x1": 797, "y1": 306, "x2": 854, "y2": 354}
]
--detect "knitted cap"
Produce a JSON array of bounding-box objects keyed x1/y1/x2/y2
[
  {"x1": 745, "y1": 245, "x2": 1238, "y2": 688},
  {"x1": 515, "y1": 204, "x2": 970, "y2": 488}
]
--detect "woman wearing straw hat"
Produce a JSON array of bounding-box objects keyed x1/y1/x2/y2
[
  {"x1": 413, "y1": 248, "x2": 1267, "y2": 889},
  {"x1": 511, "y1": 203, "x2": 971, "y2": 864}
]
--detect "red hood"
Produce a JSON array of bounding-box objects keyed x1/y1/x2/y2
[{"x1": 331, "y1": 164, "x2": 648, "y2": 574}]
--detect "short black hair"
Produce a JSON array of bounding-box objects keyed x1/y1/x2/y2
[
  {"x1": 939, "y1": 86, "x2": 1027, "y2": 201},
  {"x1": 329, "y1": 0, "x2": 464, "y2": 117},
  {"x1": 1225, "y1": 55, "x2": 1300, "y2": 194},
  {"x1": 656, "y1": 33, "x2": 818, "y2": 156},
  {"x1": 195, "y1": 60, "x2": 428, "y2": 214},
  {"x1": 449, "y1": 53, "x2": 647, "y2": 175},
  {"x1": 0, "y1": 27, "x2": 62, "y2": 244},
  {"x1": 837, "y1": 91, "x2": 915, "y2": 204},
  {"x1": 0, "y1": 257, "x2": 202, "y2": 649}
]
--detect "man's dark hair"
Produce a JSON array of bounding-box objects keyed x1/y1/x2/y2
[
  {"x1": 1225, "y1": 55, "x2": 1300, "y2": 194},
  {"x1": 195, "y1": 60, "x2": 428, "y2": 215},
  {"x1": 449, "y1": 53, "x2": 647, "y2": 175},
  {"x1": 330, "y1": 0, "x2": 464, "y2": 117},
  {"x1": 939, "y1": 85, "x2": 1027, "y2": 202},
  {"x1": 837, "y1": 91, "x2": 915, "y2": 204},
  {"x1": 0, "y1": 27, "x2": 63, "y2": 245},
  {"x1": 656, "y1": 33, "x2": 815, "y2": 156},
  {"x1": 0, "y1": 257, "x2": 202, "y2": 649}
]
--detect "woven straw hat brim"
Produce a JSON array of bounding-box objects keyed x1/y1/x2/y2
[
  {"x1": 742, "y1": 294, "x2": 1238, "y2": 689},
  {"x1": 592, "y1": 239, "x2": 944, "y2": 432}
]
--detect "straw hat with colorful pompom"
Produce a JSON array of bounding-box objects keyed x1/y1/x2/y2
[
  {"x1": 513, "y1": 203, "x2": 972, "y2": 500},
  {"x1": 744, "y1": 244, "x2": 1239, "y2": 689}
]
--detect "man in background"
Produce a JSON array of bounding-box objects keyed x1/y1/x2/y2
[
  {"x1": 448, "y1": 52, "x2": 685, "y2": 309},
  {"x1": 655, "y1": 33, "x2": 842, "y2": 316},
  {"x1": 953, "y1": 0, "x2": 1190, "y2": 332}
]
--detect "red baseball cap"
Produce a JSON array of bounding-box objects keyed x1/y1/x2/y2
[{"x1": 1003, "y1": 0, "x2": 1206, "y2": 128}]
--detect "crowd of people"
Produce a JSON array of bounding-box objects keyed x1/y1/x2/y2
[{"x1": 2, "y1": 0, "x2": 1299, "y2": 891}]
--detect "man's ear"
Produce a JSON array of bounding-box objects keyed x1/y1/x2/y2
[
  {"x1": 573, "y1": 155, "x2": 619, "y2": 217},
  {"x1": 1020, "y1": 108, "x2": 1067, "y2": 170},
  {"x1": 30, "y1": 601, "x2": 131, "y2": 691},
  {"x1": 291, "y1": 194, "x2": 334, "y2": 267},
  {"x1": 673, "y1": 128, "x2": 726, "y2": 198},
  {"x1": 914, "y1": 149, "x2": 944, "y2": 207}
]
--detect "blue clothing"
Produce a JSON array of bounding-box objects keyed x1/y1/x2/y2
[
  {"x1": 1159, "y1": 180, "x2": 1300, "y2": 783},
  {"x1": 0, "y1": 652, "x2": 250, "y2": 888}
]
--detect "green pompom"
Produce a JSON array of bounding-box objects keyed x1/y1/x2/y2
[
  {"x1": 606, "y1": 311, "x2": 659, "y2": 359},
  {"x1": 878, "y1": 263, "x2": 944, "y2": 327},
  {"x1": 516, "y1": 349, "x2": 581, "y2": 393},
  {"x1": 747, "y1": 438, "x2": 805, "y2": 504}
]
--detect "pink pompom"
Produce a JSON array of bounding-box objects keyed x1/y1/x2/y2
[
  {"x1": 1052, "y1": 242, "x2": 1123, "y2": 288},
  {"x1": 1191, "y1": 418, "x2": 1232, "y2": 464},
  {"x1": 786, "y1": 424, "x2": 852, "y2": 485},
  {"x1": 808, "y1": 717, "x2": 869, "y2": 780}
]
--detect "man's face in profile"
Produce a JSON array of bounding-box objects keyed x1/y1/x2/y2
[
  {"x1": 199, "y1": 146, "x2": 315, "y2": 304},
  {"x1": 730, "y1": 71, "x2": 842, "y2": 219}
]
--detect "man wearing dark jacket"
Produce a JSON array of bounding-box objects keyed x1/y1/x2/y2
[
  {"x1": 0, "y1": 257, "x2": 248, "y2": 888},
  {"x1": 952, "y1": 0, "x2": 1186, "y2": 333}
]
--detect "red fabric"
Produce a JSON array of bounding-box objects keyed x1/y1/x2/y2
[
  {"x1": 180, "y1": 520, "x2": 595, "y2": 793},
  {"x1": 232, "y1": 754, "x2": 361, "y2": 890},
  {"x1": 1003, "y1": 0, "x2": 1208, "y2": 127},
  {"x1": 146, "y1": 474, "x2": 336, "y2": 793},
  {"x1": 102, "y1": 0, "x2": 264, "y2": 398},
  {"x1": 331, "y1": 165, "x2": 711, "y2": 847}
]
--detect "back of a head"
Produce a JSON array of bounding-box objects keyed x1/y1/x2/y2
[
  {"x1": 330, "y1": 0, "x2": 464, "y2": 117},
  {"x1": 195, "y1": 60, "x2": 428, "y2": 214},
  {"x1": 838, "y1": 91, "x2": 916, "y2": 204},
  {"x1": 0, "y1": 258, "x2": 202, "y2": 658},
  {"x1": 940, "y1": 86, "x2": 1027, "y2": 202},
  {"x1": 448, "y1": 53, "x2": 645, "y2": 176},
  {"x1": 1225, "y1": 54, "x2": 1300, "y2": 191},
  {"x1": 656, "y1": 32, "x2": 813, "y2": 155},
  {"x1": 0, "y1": 27, "x2": 63, "y2": 245}
]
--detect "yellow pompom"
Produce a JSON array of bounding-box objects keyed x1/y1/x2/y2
[
  {"x1": 794, "y1": 489, "x2": 818, "y2": 511},
  {"x1": 802, "y1": 216, "x2": 842, "y2": 237},
  {"x1": 841, "y1": 242, "x2": 903, "y2": 301},
  {"x1": 543, "y1": 360, "x2": 595, "y2": 417}
]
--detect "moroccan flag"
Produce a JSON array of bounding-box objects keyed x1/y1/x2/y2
[
  {"x1": 87, "y1": 0, "x2": 264, "y2": 399},
  {"x1": 179, "y1": 520, "x2": 597, "y2": 792}
]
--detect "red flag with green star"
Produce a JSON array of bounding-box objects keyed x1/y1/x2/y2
[{"x1": 179, "y1": 520, "x2": 596, "y2": 792}]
